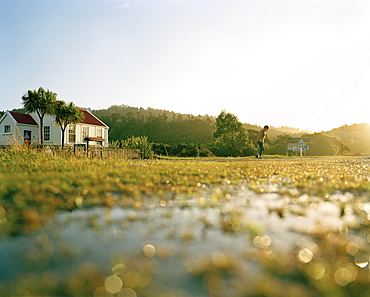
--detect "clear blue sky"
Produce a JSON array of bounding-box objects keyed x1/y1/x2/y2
[{"x1": 1, "y1": 0, "x2": 370, "y2": 132}]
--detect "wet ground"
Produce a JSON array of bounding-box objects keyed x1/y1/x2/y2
[{"x1": 1, "y1": 181, "x2": 365, "y2": 296}]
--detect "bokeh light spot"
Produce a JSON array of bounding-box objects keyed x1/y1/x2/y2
[
  {"x1": 112, "y1": 263, "x2": 127, "y2": 276},
  {"x1": 113, "y1": 229, "x2": 124, "y2": 239},
  {"x1": 105, "y1": 275, "x2": 123, "y2": 294},
  {"x1": 309, "y1": 262, "x2": 326, "y2": 280},
  {"x1": 346, "y1": 242, "x2": 359, "y2": 256},
  {"x1": 143, "y1": 244, "x2": 156, "y2": 258},
  {"x1": 260, "y1": 235, "x2": 272, "y2": 247},
  {"x1": 212, "y1": 251, "x2": 226, "y2": 267},
  {"x1": 354, "y1": 253, "x2": 369, "y2": 268},
  {"x1": 118, "y1": 287, "x2": 137, "y2": 297},
  {"x1": 75, "y1": 197, "x2": 83, "y2": 208},
  {"x1": 297, "y1": 248, "x2": 313, "y2": 264},
  {"x1": 334, "y1": 266, "x2": 356, "y2": 286},
  {"x1": 93, "y1": 287, "x2": 108, "y2": 297}
]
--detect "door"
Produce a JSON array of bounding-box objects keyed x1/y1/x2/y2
[{"x1": 24, "y1": 130, "x2": 31, "y2": 145}]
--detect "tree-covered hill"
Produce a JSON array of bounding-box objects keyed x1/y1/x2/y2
[
  {"x1": 90, "y1": 105, "x2": 215, "y2": 145},
  {"x1": 88, "y1": 105, "x2": 370, "y2": 155},
  {"x1": 324, "y1": 123, "x2": 370, "y2": 155},
  {"x1": 5, "y1": 104, "x2": 369, "y2": 156},
  {"x1": 90, "y1": 105, "x2": 307, "y2": 145}
]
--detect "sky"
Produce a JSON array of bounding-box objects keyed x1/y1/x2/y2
[{"x1": 1, "y1": 0, "x2": 370, "y2": 132}]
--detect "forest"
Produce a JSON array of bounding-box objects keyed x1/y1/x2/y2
[
  {"x1": 91, "y1": 105, "x2": 215, "y2": 145},
  {"x1": 90, "y1": 105, "x2": 370, "y2": 157}
]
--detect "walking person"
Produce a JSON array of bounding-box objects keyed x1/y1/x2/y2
[{"x1": 256, "y1": 125, "x2": 269, "y2": 159}]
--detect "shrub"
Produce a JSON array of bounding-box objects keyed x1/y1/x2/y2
[
  {"x1": 308, "y1": 137, "x2": 337, "y2": 156},
  {"x1": 152, "y1": 143, "x2": 171, "y2": 156},
  {"x1": 121, "y1": 136, "x2": 154, "y2": 159},
  {"x1": 199, "y1": 147, "x2": 214, "y2": 157},
  {"x1": 171, "y1": 143, "x2": 200, "y2": 157},
  {"x1": 271, "y1": 144, "x2": 286, "y2": 155},
  {"x1": 241, "y1": 145, "x2": 257, "y2": 156}
]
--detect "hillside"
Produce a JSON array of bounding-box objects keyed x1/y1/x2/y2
[
  {"x1": 90, "y1": 105, "x2": 311, "y2": 143},
  {"x1": 91, "y1": 105, "x2": 369, "y2": 155},
  {"x1": 90, "y1": 105, "x2": 216, "y2": 145},
  {"x1": 324, "y1": 123, "x2": 370, "y2": 155}
]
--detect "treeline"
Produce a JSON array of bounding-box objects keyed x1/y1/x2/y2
[
  {"x1": 92, "y1": 105, "x2": 370, "y2": 157},
  {"x1": 6, "y1": 103, "x2": 370, "y2": 157},
  {"x1": 92, "y1": 106, "x2": 367, "y2": 157},
  {"x1": 91, "y1": 105, "x2": 215, "y2": 145}
]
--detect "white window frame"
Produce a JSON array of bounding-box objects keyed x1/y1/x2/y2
[
  {"x1": 97, "y1": 128, "x2": 103, "y2": 138},
  {"x1": 3, "y1": 124, "x2": 11, "y2": 134},
  {"x1": 82, "y1": 126, "x2": 89, "y2": 142},
  {"x1": 68, "y1": 124, "x2": 76, "y2": 144},
  {"x1": 44, "y1": 125, "x2": 51, "y2": 142}
]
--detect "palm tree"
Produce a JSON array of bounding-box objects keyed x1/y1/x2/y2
[
  {"x1": 22, "y1": 87, "x2": 57, "y2": 146},
  {"x1": 53, "y1": 100, "x2": 84, "y2": 148}
]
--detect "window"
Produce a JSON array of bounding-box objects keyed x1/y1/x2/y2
[
  {"x1": 44, "y1": 126, "x2": 51, "y2": 142},
  {"x1": 97, "y1": 128, "x2": 103, "y2": 138},
  {"x1": 82, "y1": 126, "x2": 89, "y2": 142},
  {"x1": 68, "y1": 125, "x2": 76, "y2": 143},
  {"x1": 3, "y1": 124, "x2": 11, "y2": 134}
]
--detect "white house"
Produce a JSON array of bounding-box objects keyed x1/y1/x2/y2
[{"x1": 0, "y1": 109, "x2": 109, "y2": 147}]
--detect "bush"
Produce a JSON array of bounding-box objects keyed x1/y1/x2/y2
[
  {"x1": 308, "y1": 137, "x2": 337, "y2": 156},
  {"x1": 199, "y1": 146, "x2": 214, "y2": 157},
  {"x1": 271, "y1": 144, "x2": 286, "y2": 155},
  {"x1": 121, "y1": 136, "x2": 154, "y2": 159},
  {"x1": 242, "y1": 145, "x2": 257, "y2": 156},
  {"x1": 171, "y1": 143, "x2": 200, "y2": 157},
  {"x1": 153, "y1": 143, "x2": 170, "y2": 156}
]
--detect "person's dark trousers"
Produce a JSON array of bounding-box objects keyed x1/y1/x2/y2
[{"x1": 257, "y1": 141, "x2": 264, "y2": 158}]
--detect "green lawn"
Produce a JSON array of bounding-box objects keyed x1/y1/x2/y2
[{"x1": 0, "y1": 148, "x2": 369, "y2": 296}]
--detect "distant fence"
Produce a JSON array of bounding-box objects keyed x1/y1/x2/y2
[
  {"x1": 82, "y1": 147, "x2": 142, "y2": 159},
  {"x1": 1, "y1": 144, "x2": 142, "y2": 159},
  {"x1": 70, "y1": 145, "x2": 142, "y2": 159}
]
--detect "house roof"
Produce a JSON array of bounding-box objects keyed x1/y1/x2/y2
[
  {"x1": 3, "y1": 110, "x2": 107, "y2": 128},
  {"x1": 9, "y1": 111, "x2": 38, "y2": 126},
  {"x1": 79, "y1": 109, "x2": 107, "y2": 127}
]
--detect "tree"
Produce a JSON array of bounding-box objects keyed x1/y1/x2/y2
[
  {"x1": 267, "y1": 134, "x2": 290, "y2": 155},
  {"x1": 308, "y1": 137, "x2": 337, "y2": 156},
  {"x1": 22, "y1": 87, "x2": 57, "y2": 146},
  {"x1": 212, "y1": 111, "x2": 249, "y2": 156},
  {"x1": 271, "y1": 144, "x2": 286, "y2": 155},
  {"x1": 53, "y1": 100, "x2": 84, "y2": 148},
  {"x1": 171, "y1": 143, "x2": 200, "y2": 157}
]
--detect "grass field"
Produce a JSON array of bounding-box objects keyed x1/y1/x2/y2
[{"x1": 0, "y1": 147, "x2": 369, "y2": 296}]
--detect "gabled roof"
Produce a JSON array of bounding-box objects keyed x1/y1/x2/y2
[
  {"x1": 9, "y1": 111, "x2": 38, "y2": 126},
  {"x1": 79, "y1": 109, "x2": 108, "y2": 128},
  {"x1": 2, "y1": 110, "x2": 107, "y2": 128}
]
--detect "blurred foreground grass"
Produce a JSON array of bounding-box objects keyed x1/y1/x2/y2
[{"x1": 0, "y1": 147, "x2": 369, "y2": 296}]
